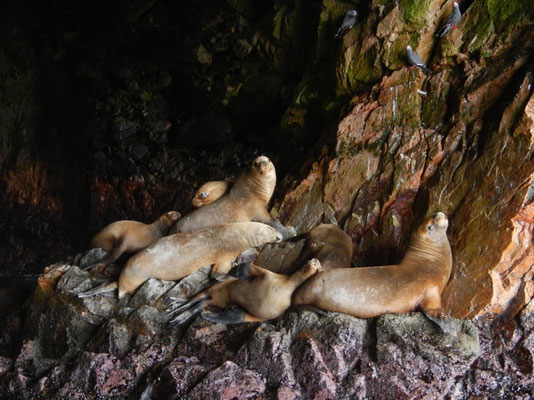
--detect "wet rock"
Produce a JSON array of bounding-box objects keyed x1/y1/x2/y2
[
  {"x1": 130, "y1": 144, "x2": 149, "y2": 160},
  {"x1": 128, "y1": 278, "x2": 174, "y2": 309},
  {"x1": 79, "y1": 248, "x2": 108, "y2": 269},
  {"x1": 255, "y1": 239, "x2": 305, "y2": 274},
  {"x1": 369, "y1": 313, "x2": 480, "y2": 399},
  {"x1": 0, "y1": 357, "x2": 13, "y2": 376},
  {"x1": 113, "y1": 117, "x2": 137, "y2": 141},
  {"x1": 151, "y1": 356, "x2": 216, "y2": 399},
  {"x1": 162, "y1": 266, "x2": 212, "y2": 304},
  {"x1": 188, "y1": 361, "x2": 266, "y2": 400}
]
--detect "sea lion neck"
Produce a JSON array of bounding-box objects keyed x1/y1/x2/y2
[
  {"x1": 151, "y1": 212, "x2": 180, "y2": 234},
  {"x1": 233, "y1": 223, "x2": 277, "y2": 249},
  {"x1": 402, "y1": 231, "x2": 452, "y2": 269}
]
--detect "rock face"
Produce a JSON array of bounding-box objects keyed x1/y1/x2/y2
[
  {"x1": 0, "y1": 263, "x2": 492, "y2": 399},
  {"x1": 0, "y1": 0, "x2": 533, "y2": 321},
  {"x1": 1, "y1": 0, "x2": 534, "y2": 398}
]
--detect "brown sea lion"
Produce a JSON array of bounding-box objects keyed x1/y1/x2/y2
[
  {"x1": 169, "y1": 156, "x2": 276, "y2": 233},
  {"x1": 169, "y1": 259, "x2": 322, "y2": 325},
  {"x1": 292, "y1": 212, "x2": 455, "y2": 334},
  {"x1": 192, "y1": 181, "x2": 230, "y2": 207},
  {"x1": 88, "y1": 211, "x2": 181, "y2": 267},
  {"x1": 291, "y1": 224, "x2": 353, "y2": 272},
  {"x1": 79, "y1": 222, "x2": 284, "y2": 299}
]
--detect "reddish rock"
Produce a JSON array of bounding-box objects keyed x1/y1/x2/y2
[{"x1": 188, "y1": 361, "x2": 267, "y2": 400}]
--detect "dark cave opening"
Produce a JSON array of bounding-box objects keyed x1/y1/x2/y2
[{"x1": 0, "y1": 0, "x2": 334, "y2": 275}]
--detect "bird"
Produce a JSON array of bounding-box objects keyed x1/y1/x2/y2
[
  {"x1": 335, "y1": 10, "x2": 358, "y2": 38},
  {"x1": 436, "y1": 1, "x2": 462, "y2": 38},
  {"x1": 405, "y1": 45, "x2": 432, "y2": 75}
]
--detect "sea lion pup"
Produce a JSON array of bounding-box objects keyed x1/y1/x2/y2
[
  {"x1": 168, "y1": 259, "x2": 322, "y2": 326},
  {"x1": 169, "y1": 156, "x2": 276, "y2": 234},
  {"x1": 78, "y1": 222, "x2": 284, "y2": 299},
  {"x1": 88, "y1": 211, "x2": 181, "y2": 268},
  {"x1": 192, "y1": 181, "x2": 230, "y2": 207},
  {"x1": 289, "y1": 224, "x2": 353, "y2": 272},
  {"x1": 292, "y1": 212, "x2": 456, "y2": 334}
]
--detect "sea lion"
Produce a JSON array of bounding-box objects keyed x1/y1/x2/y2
[
  {"x1": 169, "y1": 156, "x2": 276, "y2": 233},
  {"x1": 169, "y1": 258, "x2": 322, "y2": 325},
  {"x1": 292, "y1": 212, "x2": 455, "y2": 334},
  {"x1": 290, "y1": 224, "x2": 353, "y2": 272},
  {"x1": 192, "y1": 181, "x2": 230, "y2": 207},
  {"x1": 88, "y1": 211, "x2": 181, "y2": 267},
  {"x1": 79, "y1": 222, "x2": 284, "y2": 299}
]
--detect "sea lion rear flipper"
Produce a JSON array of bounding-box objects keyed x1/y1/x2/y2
[
  {"x1": 168, "y1": 298, "x2": 207, "y2": 326},
  {"x1": 77, "y1": 281, "x2": 118, "y2": 298},
  {"x1": 201, "y1": 307, "x2": 246, "y2": 324}
]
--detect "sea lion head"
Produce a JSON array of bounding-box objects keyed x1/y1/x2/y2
[
  {"x1": 161, "y1": 211, "x2": 182, "y2": 226},
  {"x1": 242, "y1": 222, "x2": 284, "y2": 248},
  {"x1": 417, "y1": 212, "x2": 449, "y2": 243},
  {"x1": 252, "y1": 156, "x2": 275, "y2": 178},
  {"x1": 192, "y1": 191, "x2": 210, "y2": 207},
  {"x1": 302, "y1": 258, "x2": 323, "y2": 275}
]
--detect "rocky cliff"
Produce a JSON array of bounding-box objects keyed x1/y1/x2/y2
[{"x1": 1, "y1": 0, "x2": 533, "y2": 398}]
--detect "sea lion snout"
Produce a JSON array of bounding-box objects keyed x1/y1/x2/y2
[
  {"x1": 164, "y1": 211, "x2": 182, "y2": 223},
  {"x1": 305, "y1": 258, "x2": 322, "y2": 274},
  {"x1": 434, "y1": 212, "x2": 448, "y2": 228},
  {"x1": 253, "y1": 156, "x2": 273, "y2": 175}
]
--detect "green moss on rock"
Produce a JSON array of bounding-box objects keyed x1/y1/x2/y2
[
  {"x1": 487, "y1": 0, "x2": 534, "y2": 30},
  {"x1": 400, "y1": 0, "x2": 432, "y2": 29}
]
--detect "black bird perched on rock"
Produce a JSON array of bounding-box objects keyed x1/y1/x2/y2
[
  {"x1": 405, "y1": 45, "x2": 432, "y2": 75},
  {"x1": 436, "y1": 1, "x2": 462, "y2": 38},
  {"x1": 335, "y1": 10, "x2": 358, "y2": 38}
]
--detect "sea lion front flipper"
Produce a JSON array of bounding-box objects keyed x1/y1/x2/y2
[
  {"x1": 423, "y1": 309, "x2": 458, "y2": 337},
  {"x1": 201, "y1": 307, "x2": 246, "y2": 324},
  {"x1": 264, "y1": 220, "x2": 289, "y2": 240},
  {"x1": 83, "y1": 239, "x2": 127, "y2": 270},
  {"x1": 228, "y1": 262, "x2": 251, "y2": 280},
  {"x1": 293, "y1": 304, "x2": 330, "y2": 317},
  {"x1": 77, "y1": 281, "x2": 118, "y2": 298},
  {"x1": 211, "y1": 258, "x2": 234, "y2": 281}
]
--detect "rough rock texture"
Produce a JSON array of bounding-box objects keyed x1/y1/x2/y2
[
  {"x1": 1, "y1": 0, "x2": 533, "y2": 321},
  {"x1": 0, "y1": 263, "x2": 494, "y2": 399},
  {"x1": 272, "y1": 0, "x2": 534, "y2": 318},
  {"x1": 1, "y1": 0, "x2": 534, "y2": 398}
]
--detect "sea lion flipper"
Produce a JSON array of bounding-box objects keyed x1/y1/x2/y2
[
  {"x1": 211, "y1": 259, "x2": 234, "y2": 281},
  {"x1": 293, "y1": 304, "x2": 330, "y2": 317},
  {"x1": 423, "y1": 309, "x2": 458, "y2": 336},
  {"x1": 228, "y1": 262, "x2": 251, "y2": 280},
  {"x1": 77, "y1": 281, "x2": 118, "y2": 298},
  {"x1": 201, "y1": 307, "x2": 246, "y2": 324},
  {"x1": 168, "y1": 298, "x2": 207, "y2": 326},
  {"x1": 263, "y1": 220, "x2": 290, "y2": 241}
]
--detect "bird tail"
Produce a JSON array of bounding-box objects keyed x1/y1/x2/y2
[
  {"x1": 421, "y1": 65, "x2": 432, "y2": 75},
  {"x1": 437, "y1": 25, "x2": 451, "y2": 38}
]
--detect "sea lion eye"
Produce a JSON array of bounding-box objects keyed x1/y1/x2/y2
[
  {"x1": 427, "y1": 224, "x2": 434, "y2": 231},
  {"x1": 199, "y1": 192, "x2": 208, "y2": 199}
]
